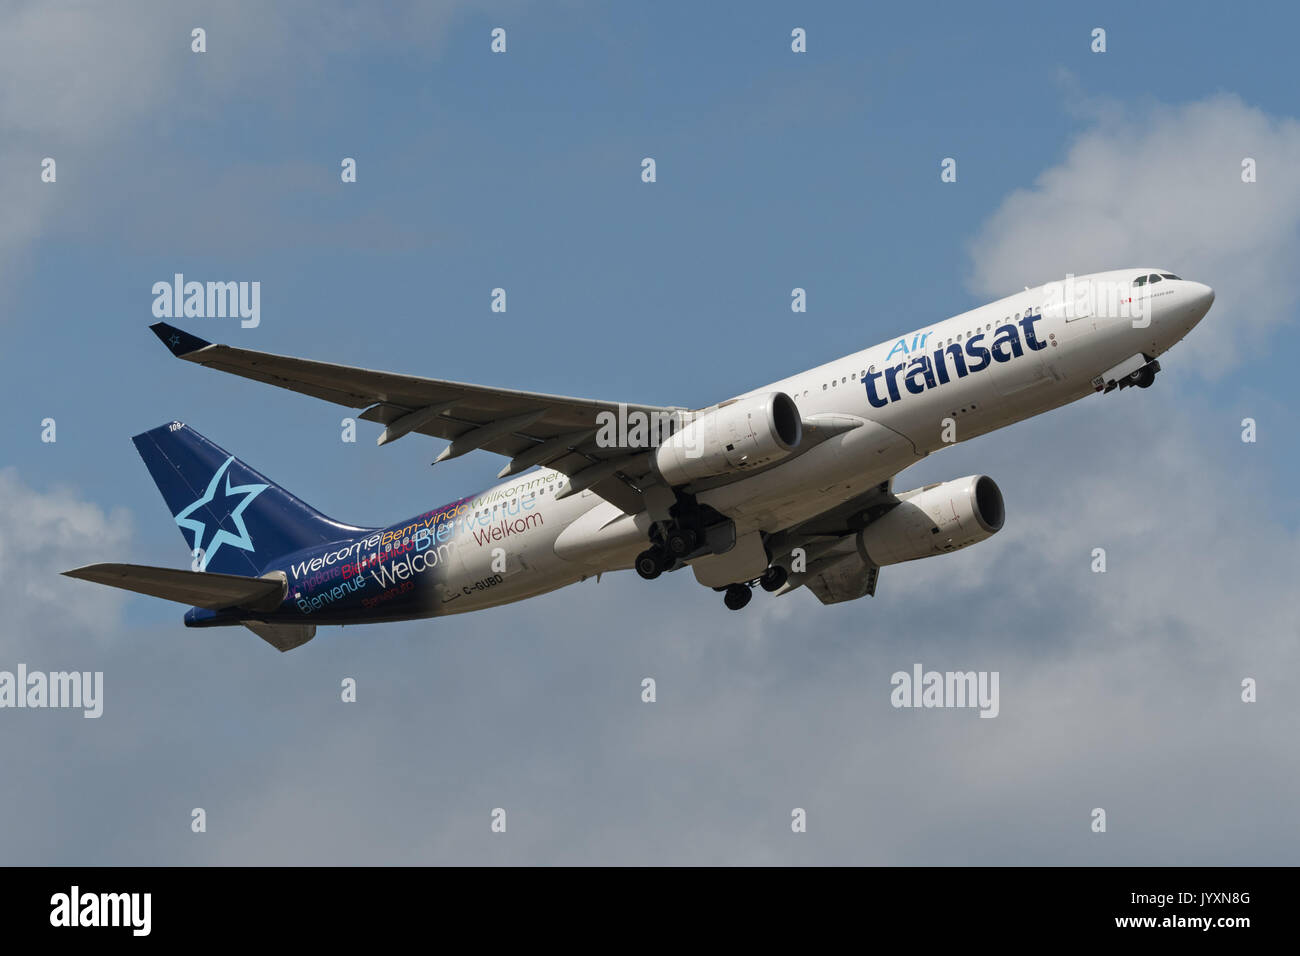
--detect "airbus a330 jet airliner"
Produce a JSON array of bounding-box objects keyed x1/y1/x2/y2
[{"x1": 65, "y1": 269, "x2": 1213, "y2": 650}]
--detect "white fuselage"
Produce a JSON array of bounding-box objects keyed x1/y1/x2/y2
[{"x1": 413, "y1": 268, "x2": 1214, "y2": 614}]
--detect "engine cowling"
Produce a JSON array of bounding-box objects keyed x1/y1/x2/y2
[
  {"x1": 654, "y1": 392, "x2": 802, "y2": 486},
  {"x1": 857, "y1": 475, "x2": 1005, "y2": 566}
]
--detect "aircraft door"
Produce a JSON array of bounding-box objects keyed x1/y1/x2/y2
[{"x1": 1040, "y1": 278, "x2": 1100, "y2": 380}]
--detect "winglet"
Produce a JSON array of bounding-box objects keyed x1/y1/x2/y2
[{"x1": 150, "y1": 322, "x2": 212, "y2": 357}]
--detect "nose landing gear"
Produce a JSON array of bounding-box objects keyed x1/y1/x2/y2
[{"x1": 1128, "y1": 360, "x2": 1159, "y2": 389}]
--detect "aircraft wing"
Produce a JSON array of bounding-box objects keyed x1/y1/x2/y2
[
  {"x1": 769, "y1": 479, "x2": 896, "y2": 604},
  {"x1": 151, "y1": 323, "x2": 686, "y2": 513},
  {"x1": 783, "y1": 479, "x2": 898, "y2": 537}
]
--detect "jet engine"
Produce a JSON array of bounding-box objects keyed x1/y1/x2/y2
[
  {"x1": 654, "y1": 392, "x2": 802, "y2": 486},
  {"x1": 857, "y1": 475, "x2": 1005, "y2": 566}
]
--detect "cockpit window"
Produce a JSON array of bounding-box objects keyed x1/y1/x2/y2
[
  {"x1": 1160, "y1": 273, "x2": 1181, "y2": 280},
  {"x1": 1133, "y1": 275, "x2": 1148, "y2": 286},
  {"x1": 1148, "y1": 274, "x2": 1162, "y2": 284}
]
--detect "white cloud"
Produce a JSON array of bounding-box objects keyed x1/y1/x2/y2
[
  {"x1": 0, "y1": 468, "x2": 133, "y2": 650},
  {"x1": 967, "y1": 92, "x2": 1300, "y2": 373}
]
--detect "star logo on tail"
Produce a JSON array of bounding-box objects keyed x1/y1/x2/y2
[{"x1": 174, "y1": 456, "x2": 269, "y2": 572}]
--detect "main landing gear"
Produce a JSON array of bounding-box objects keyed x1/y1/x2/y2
[
  {"x1": 718, "y1": 565, "x2": 789, "y2": 611},
  {"x1": 723, "y1": 584, "x2": 751, "y2": 610},
  {"x1": 632, "y1": 502, "x2": 788, "y2": 611},
  {"x1": 635, "y1": 548, "x2": 671, "y2": 580},
  {"x1": 664, "y1": 527, "x2": 698, "y2": 559},
  {"x1": 634, "y1": 519, "x2": 704, "y2": 580}
]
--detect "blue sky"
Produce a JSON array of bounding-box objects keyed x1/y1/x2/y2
[{"x1": 2, "y1": 1, "x2": 1298, "y2": 864}]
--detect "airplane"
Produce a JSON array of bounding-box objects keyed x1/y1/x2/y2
[{"x1": 64, "y1": 268, "x2": 1214, "y2": 651}]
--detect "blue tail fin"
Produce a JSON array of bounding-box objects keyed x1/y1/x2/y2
[{"x1": 132, "y1": 422, "x2": 370, "y2": 576}]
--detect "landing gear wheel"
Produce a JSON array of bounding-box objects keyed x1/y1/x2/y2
[
  {"x1": 1128, "y1": 364, "x2": 1156, "y2": 389},
  {"x1": 723, "y1": 583, "x2": 752, "y2": 610},
  {"x1": 665, "y1": 527, "x2": 698, "y2": 558},
  {"x1": 635, "y1": 549, "x2": 666, "y2": 580},
  {"x1": 759, "y1": 565, "x2": 788, "y2": 592}
]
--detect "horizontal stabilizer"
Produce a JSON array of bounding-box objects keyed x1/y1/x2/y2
[{"x1": 62, "y1": 563, "x2": 286, "y2": 611}]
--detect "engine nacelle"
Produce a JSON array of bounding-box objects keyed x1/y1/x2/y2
[
  {"x1": 857, "y1": 475, "x2": 1005, "y2": 566},
  {"x1": 654, "y1": 392, "x2": 802, "y2": 486}
]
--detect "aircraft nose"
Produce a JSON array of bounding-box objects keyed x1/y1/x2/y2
[{"x1": 1189, "y1": 281, "x2": 1215, "y2": 316}]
